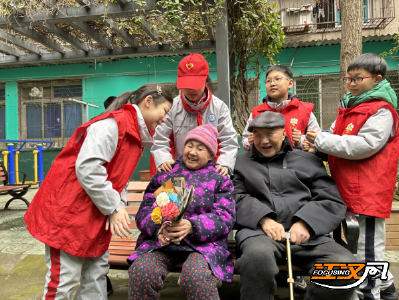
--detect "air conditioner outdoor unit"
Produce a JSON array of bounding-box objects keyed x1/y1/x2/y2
[{"x1": 281, "y1": 4, "x2": 313, "y2": 28}]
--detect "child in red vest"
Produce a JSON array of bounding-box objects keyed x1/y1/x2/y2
[
  {"x1": 306, "y1": 53, "x2": 399, "y2": 300},
  {"x1": 150, "y1": 53, "x2": 239, "y2": 176},
  {"x1": 24, "y1": 83, "x2": 173, "y2": 300},
  {"x1": 242, "y1": 65, "x2": 321, "y2": 152}
]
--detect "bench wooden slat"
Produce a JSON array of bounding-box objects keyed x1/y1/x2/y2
[
  {"x1": 0, "y1": 184, "x2": 29, "y2": 191},
  {"x1": 0, "y1": 171, "x2": 5, "y2": 176},
  {"x1": 127, "y1": 181, "x2": 149, "y2": 192},
  {"x1": 0, "y1": 176, "x2": 6, "y2": 181},
  {"x1": 125, "y1": 206, "x2": 139, "y2": 214},
  {"x1": 127, "y1": 193, "x2": 144, "y2": 202}
]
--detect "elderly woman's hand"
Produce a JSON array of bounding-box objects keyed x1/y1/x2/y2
[
  {"x1": 164, "y1": 220, "x2": 194, "y2": 243},
  {"x1": 216, "y1": 165, "x2": 229, "y2": 176},
  {"x1": 158, "y1": 223, "x2": 171, "y2": 246}
]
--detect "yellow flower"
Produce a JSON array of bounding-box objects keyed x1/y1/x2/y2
[{"x1": 151, "y1": 207, "x2": 162, "y2": 224}]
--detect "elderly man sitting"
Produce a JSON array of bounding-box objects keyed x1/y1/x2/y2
[
  {"x1": 128, "y1": 124, "x2": 235, "y2": 300},
  {"x1": 233, "y1": 111, "x2": 357, "y2": 300}
]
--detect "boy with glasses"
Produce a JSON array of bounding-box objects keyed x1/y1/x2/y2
[
  {"x1": 305, "y1": 53, "x2": 399, "y2": 300},
  {"x1": 242, "y1": 65, "x2": 321, "y2": 151}
]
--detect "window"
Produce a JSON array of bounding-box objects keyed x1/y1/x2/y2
[
  {"x1": 19, "y1": 81, "x2": 83, "y2": 147},
  {"x1": 293, "y1": 70, "x2": 399, "y2": 130},
  {"x1": 336, "y1": 0, "x2": 371, "y2": 26}
]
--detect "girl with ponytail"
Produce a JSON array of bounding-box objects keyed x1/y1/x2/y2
[{"x1": 24, "y1": 82, "x2": 173, "y2": 300}]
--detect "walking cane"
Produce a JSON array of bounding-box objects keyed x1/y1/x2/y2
[{"x1": 286, "y1": 232, "x2": 295, "y2": 300}]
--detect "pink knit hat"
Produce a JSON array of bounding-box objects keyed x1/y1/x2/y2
[{"x1": 184, "y1": 125, "x2": 218, "y2": 156}]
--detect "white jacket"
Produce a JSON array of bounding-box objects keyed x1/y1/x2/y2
[{"x1": 151, "y1": 93, "x2": 239, "y2": 172}]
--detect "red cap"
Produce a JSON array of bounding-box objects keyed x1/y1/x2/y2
[{"x1": 177, "y1": 54, "x2": 209, "y2": 90}]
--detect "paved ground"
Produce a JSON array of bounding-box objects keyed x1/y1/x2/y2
[{"x1": 1, "y1": 188, "x2": 399, "y2": 299}]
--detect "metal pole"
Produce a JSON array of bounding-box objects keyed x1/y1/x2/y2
[
  {"x1": 286, "y1": 232, "x2": 295, "y2": 300},
  {"x1": 84, "y1": 103, "x2": 89, "y2": 123},
  {"x1": 7, "y1": 143, "x2": 15, "y2": 184},
  {"x1": 15, "y1": 151, "x2": 19, "y2": 184},
  {"x1": 2, "y1": 151, "x2": 8, "y2": 171},
  {"x1": 216, "y1": 0, "x2": 231, "y2": 109},
  {"x1": 37, "y1": 144, "x2": 44, "y2": 186},
  {"x1": 33, "y1": 150, "x2": 38, "y2": 184}
]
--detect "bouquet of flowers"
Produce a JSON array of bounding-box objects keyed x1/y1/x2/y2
[{"x1": 151, "y1": 178, "x2": 194, "y2": 225}]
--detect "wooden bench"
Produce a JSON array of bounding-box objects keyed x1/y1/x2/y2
[
  {"x1": 0, "y1": 161, "x2": 31, "y2": 209},
  {"x1": 109, "y1": 182, "x2": 359, "y2": 274}
]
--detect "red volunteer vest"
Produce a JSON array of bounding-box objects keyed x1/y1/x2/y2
[
  {"x1": 252, "y1": 98, "x2": 314, "y2": 145},
  {"x1": 24, "y1": 104, "x2": 142, "y2": 257},
  {"x1": 329, "y1": 101, "x2": 399, "y2": 218}
]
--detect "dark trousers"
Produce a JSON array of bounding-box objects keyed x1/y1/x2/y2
[
  {"x1": 235, "y1": 235, "x2": 358, "y2": 300},
  {"x1": 129, "y1": 251, "x2": 219, "y2": 300}
]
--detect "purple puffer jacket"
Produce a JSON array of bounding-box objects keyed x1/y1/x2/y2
[{"x1": 127, "y1": 156, "x2": 236, "y2": 282}]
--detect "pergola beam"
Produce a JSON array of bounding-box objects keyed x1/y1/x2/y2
[
  {"x1": 0, "y1": 41, "x2": 25, "y2": 57},
  {"x1": 104, "y1": 19, "x2": 138, "y2": 48},
  {"x1": 12, "y1": 27, "x2": 66, "y2": 53},
  {"x1": 35, "y1": 23, "x2": 89, "y2": 52},
  {"x1": 0, "y1": 2, "x2": 158, "y2": 29},
  {"x1": 115, "y1": 0, "x2": 126, "y2": 6},
  {"x1": 138, "y1": 19, "x2": 162, "y2": 42},
  {"x1": 201, "y1": 2, "x2": 215, "y2": 42},
  {"x1": 0, "y1": 30, "x2": 44, "y2": 55},
  {"x1": 166, "y1": 18, "x2": 189, "y2": 44},
  {"x1": 70, "y1": 22, "x2": 113, "y2": 50},
  {"x1": 75, "y1": 0, "x2": 91, "y2": 10},
  {"x1": 0, "y1": 40, "x2": 216, "y2": 67}
]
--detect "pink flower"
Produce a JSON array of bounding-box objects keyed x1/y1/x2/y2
[{"x1": 161, "y1": 202, "x2": 180, "y2": 219}]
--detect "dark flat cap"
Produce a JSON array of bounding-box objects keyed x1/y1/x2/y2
[{"x1": 248, "y1": 111, "x2": 286, "y2": 132}]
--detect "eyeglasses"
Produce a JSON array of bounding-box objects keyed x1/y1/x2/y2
[
  {"x1": 263, "y1": 77, "x2": 290, "y2": 85},
  {"x1": 343, "y1": 75, "x2": 378, "y2": 84}
]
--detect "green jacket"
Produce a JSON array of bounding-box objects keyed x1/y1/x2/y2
[{"x1": 342, "y1": 79, "x2": 397, "y2": 109}]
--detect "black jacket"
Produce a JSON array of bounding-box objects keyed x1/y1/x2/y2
[{"x1": 233, "y1": 137, "x2": 347, "y2": 250}]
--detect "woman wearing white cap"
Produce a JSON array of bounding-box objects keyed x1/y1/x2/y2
[{"x1": 150, "y1": 53, "x2": 239, "y2": 176}]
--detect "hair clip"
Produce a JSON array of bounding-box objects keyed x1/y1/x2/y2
[{"x1": 157, "y1": 85, "x2": 162, "y2": 95}]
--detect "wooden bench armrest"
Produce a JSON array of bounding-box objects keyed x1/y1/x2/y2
[{"x1": 333, "y1": 210, "x2": 359, "y2": 254}]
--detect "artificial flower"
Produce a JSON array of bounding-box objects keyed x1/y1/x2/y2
[
  {"x1": 156, "y1": 192, "x2": 170, "y2": 207},
  {"x1": 161, "y1": 202, "x2": 180, "y2": 219},
  {"x1": 169, "y1": 193, "x2": 179, "y2": 205},
  {"x1": 151, "y1": 207, "x2": 162, "y2": 224}
]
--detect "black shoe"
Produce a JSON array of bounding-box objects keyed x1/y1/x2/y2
[
  {"x1": 381, "y1": 283, "x2": 399, "y2": 300},
  {"x1": 106, "y1": 275, "x2": 113, "y2": 295},
  {"x1": 293, "y1": 276, "x2": 307, "y2": 294}
]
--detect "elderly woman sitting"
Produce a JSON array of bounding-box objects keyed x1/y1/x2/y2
[{"x1": 127, "y1": 124, "x2": 236, "y2": 300}]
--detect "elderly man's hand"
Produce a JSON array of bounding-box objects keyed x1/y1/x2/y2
[
  {"x1": 157, "y1": 160, "x2": 175, "y2": 173},
  {"x1": 259, "y1": 217, "x2": 286, "y2": 242},
  {"x1": 164, "y1": 220, "x2": 194, "y2": 243},
  {"x1": 289, "y1": 220, "x2": 311, "y2": 245},
  {"x1": 292, "y1": 129, "x2": 302, "y2": 146},
  {"x1": 305, "y1": 130, "x2": 319, "y2": 144},
  {"x1": 216, "y1": 165, "x2": 229, "y2": 176}
]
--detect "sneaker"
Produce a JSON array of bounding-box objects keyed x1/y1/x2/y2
[
  {"x1": 293, "y1": 276, "x2": 307, "y2": 294},
  {"x1": 381, "y1": 283, "x2": 399, "y2": 300}
]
